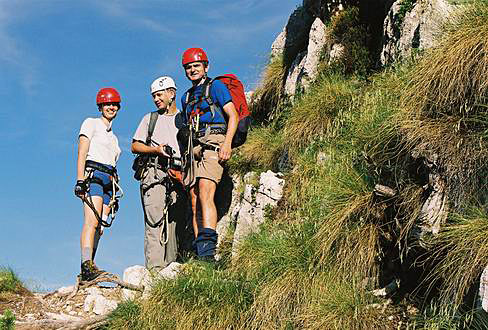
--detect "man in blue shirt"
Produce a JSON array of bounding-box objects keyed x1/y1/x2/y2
[{"x1": 181, "y1": 47, "x2": 238, "y2": 261}]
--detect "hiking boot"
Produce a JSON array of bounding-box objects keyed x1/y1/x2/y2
[{"x1": 80, "y1": 260, "x2": 104, "y2": 282}]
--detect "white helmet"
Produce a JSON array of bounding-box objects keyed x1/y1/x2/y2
[{"x1": 150, "y1": 76, "x2": 177, "y2": 94}]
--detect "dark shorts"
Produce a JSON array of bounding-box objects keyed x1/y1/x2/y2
[{"x1": 88, "y1": 169, "x2": 113, "y2": 205}]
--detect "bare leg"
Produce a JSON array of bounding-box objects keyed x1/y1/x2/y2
[
  {"x1": 92, "y1": 204, "x2": 109, "y2": 260},
  {"x1": 198, "y1": 178, "x2": 217, "y2": 230},
  {"x1": 190, "y1": 185, "x2": 199, "y2": 238},
  {"x1": 80, "y1": 196, "x2": 103, "y2": 262}
]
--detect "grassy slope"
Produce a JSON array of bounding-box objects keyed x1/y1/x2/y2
[
  {"x1": 106, "y1": 3, "x2": 488, "y2": 329},
  {"x1": 0, "y1": 267, "x2": 26, "y2": 329}
]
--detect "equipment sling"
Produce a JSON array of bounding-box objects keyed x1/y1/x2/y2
[{"x1": 81, "y1": 160, "x2": 124, "y2": 228}]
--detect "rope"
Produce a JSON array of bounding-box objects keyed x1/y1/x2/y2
[
  {"x1": 140, "y1": 162, "x2": 173, "y2": 247},
  {"x1": 159, "y1": 202, "x2": 169, "y2": 246},
  {"x1": 80, "y1": 168, "x2": 123, "y2": 228}
]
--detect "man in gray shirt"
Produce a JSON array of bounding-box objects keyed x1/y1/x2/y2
[{"x1": 132, "y1": 76, "x2": 188, "y2": 271}]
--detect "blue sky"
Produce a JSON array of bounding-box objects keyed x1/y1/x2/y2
[{"x1": 0, "y1": 0, "x2": 301, "y2": 291}]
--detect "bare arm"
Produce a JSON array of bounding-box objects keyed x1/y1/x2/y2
[
  {"x1": 131, "y1": 140, "x2": 170, "y2": 157},
  {"x1": 77, "y1": 135, "x2": 90, "y2": 181},
  {"x1": 219, "y1": 101, "x2": 238, "y2": 161}
]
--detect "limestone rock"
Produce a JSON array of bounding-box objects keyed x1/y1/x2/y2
[
  {"x1": 271, "y1": 29, "x2": 286, "y2": 58},
  {"x1": 83, "y1": 289, "x2": 118, "y2": 315},
  {"x1": 84, "y1": 287, "x2": 101, "y2": 296},
  {"x1": 56, "y1": 285, "x2": 75, "y2": 296},
  {"x1": 303, "y1": 18, "x2": 327, "y2": 85},
  {"x1": 257, "y1": 170, "x2": 285, "y2": 204},
  {"x1": 271, "y1": 6, "x2": 314, "y2": 66},
  {"x1": 410, "y1": 151, "x2": 448, "y2": 245},
  {"x1": 216, "y1": 174, "x2": 243, "y2": 249},
  {"x1": 478, "y1": 264, "x2": 488, "y2": 311},
  {"x1": 284, "y1": 51, "x2": 307, "y2": 97},
  {"x1": 158, "y1": 262, "x2": 182, "y2": 280},
  {"x1": 122, "y1": 265, "x2": 149, "y2": 301},
  {"x1": 284, "y1": 17, "x2": 328, "y2": 98},
  {"x1": 329, "y1": 43, "x2": 345, "y2": 64},
  {"x1": 93, "y1": 296, "x2": 117, "y2": 315},
  {"x1": 232, "y1": 171, "x2": 285, "y2": 256},
  {"x1": 381, "y1": 0, "x2": 454, "y2": 65}
]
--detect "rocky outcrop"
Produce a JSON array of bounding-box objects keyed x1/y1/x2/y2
[
  {"x1": 230, "y1": 171, "x2": 285, "y2": 256},
  {"x1": 270, "y1": 0, "x2": 456, "y2": 100},
  {"x1": 12, "y1": 262, "x2": 185, "y2": 329},
  {"x1": 272, "y1": 2, "x2": 347, "y2": 99},
  {"x1": 122, "y1": 265, "x2": 149, "y2": 300},
  {"x1": 284, "y1": 18, "x2": 328, "y2": 97},
  {"x1": 83, "y1": 287, "x2": 118, "y2": 315},
  {"x1": 479, "y1": 265, "x2": 488, "y2": 312},
  {"x1": 271, "y1": 6, "x2": 314, "y2": 67},
  {"x1": 214, "y1": 171, "x2": 285, "y2": 258},
  {"x1": 381, "y1": 0, "x2": 454, "y2": 65}
]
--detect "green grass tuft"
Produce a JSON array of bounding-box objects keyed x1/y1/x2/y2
[
  {"x1": 228, "y1": 125, "x2": 284, "y2": 174},
  {"x1": 0, "y1": 309, "x2": 15, "y2": 330},
  {"x1": 283, "y1": 73, "x2": 362, "y2": 152},
  {"x1": 425, "y1": 206, "x2": 488, "y2": 307},
  {"x1": 408, "y1": 302, "x2": 488, "y2": 329},
  {"x1": 0, "y1": 267, "x2": 24, "y2": 295},
  {"x1": 251, "y1": 56, "x2": 287, "y2": 124},
  {"x1": 325, "y1": 6, "x2": 373, "y2": 76},
  {"x1": 105, "y1": 300, "x2": 142, "y2": 330},
  {"x1": 399, "y1": 1, "x2": 488, "y2": 205},
  {"x1": 135, "y1": 263, "x2": 254, "y2": 329}
]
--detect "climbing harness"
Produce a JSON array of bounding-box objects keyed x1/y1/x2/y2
[
  {"x1": 139, "y1": 155, "x2": 181, "y2": 247},
  {"x1": 79, "y1": 160, "x2": 124, "y2": 228}
]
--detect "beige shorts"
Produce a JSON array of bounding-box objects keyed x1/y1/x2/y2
[{"x1": 193, "y1": 134, "x2": 225, "y2": 185}]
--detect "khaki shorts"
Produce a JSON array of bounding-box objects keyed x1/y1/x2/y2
[{"x1": 193, "y1": 134, "x2": 225, "y2": 185}]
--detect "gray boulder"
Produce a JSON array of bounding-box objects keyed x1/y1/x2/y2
[
  {"x1": 232, "y1": 171, "x2": 285, "y2": 257},
  {"x1": 271, "y1": 5, "x2": 314, "y2": 67},
  {"x1": 381, "y1": 0, "x2": 454, "y2": 65},
  {"x1": 479, "y1": 264, "x2": 488, "y2": 311},
  {"x1": 122, "y1": 265, "x2": 149, "y2": 301},
  {"x1": 284, "y1": 17, "x2": 328, "y2": 98}
]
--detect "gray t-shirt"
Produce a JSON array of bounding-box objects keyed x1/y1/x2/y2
[{"x1": 133, "y1": 111, "x2": 182, "y2": 157}]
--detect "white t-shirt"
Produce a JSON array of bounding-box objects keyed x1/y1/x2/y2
[
  {"x1": 133, "y1": 111, "x2": 182, "y2": 158},
  {"x1": 79, "y1": 117, "x2": 121, "y2": 167}
]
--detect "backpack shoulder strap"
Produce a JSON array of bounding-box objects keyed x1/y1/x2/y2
[
  {"x1": 146, "y1": 111, "x2": 159, "y2": 145},
  {"x1": 202, "y1": 78, "x2": 220, "y2": 118}
]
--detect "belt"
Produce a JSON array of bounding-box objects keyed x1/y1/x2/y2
[
  {"x1": 85, "y1": 160, "x2": 116, "y2": 176},
  {"x1": 195, "y1": 126, "x2": 226, "y2": 138},
  {"x1": 202, "y1": 144, "x2": 220, "y2": 152}
]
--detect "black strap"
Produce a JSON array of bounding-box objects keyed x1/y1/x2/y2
[
  {"x1": 85, "y1": 160, "x2": 116, "y2": 176},
  {"x1": 81, "y1": 169, "x2": 117, "y2": 228},
  {"x1": 146, "y1": 111, "x2": 159, "y2": 145},
  {"x1": 184, "y1": 78, "x2": 227, "y2": 129},
  {"x1": 140, "y1": 174, "x2": 174, "y2": 228}
]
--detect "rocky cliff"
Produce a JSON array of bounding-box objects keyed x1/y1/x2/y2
[{"x1": 273, "y1": 0, "x2": 456, "y2": 98}]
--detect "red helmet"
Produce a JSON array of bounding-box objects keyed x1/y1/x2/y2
[
  {"x1": 96, "y1": 87, "x2": 121, "y2": 105},
  {"x1": 182, "y1": 48, "x2": 208, "y2": 66}
]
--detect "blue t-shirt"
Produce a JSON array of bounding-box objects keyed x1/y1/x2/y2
[{"x1": 181, "y1": 79, "x2": 232, "y2": 126}]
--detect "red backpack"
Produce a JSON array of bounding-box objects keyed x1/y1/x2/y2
[{"x1": 184, "y1": 74, "x2": 251, "y2": 148}]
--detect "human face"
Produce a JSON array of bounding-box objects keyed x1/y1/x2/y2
[
  {"x1": 152, "y1": 89, "x2": 172, "y2": 110},
  {"x1": 100, "y1": 102, "x2": 119, "y2": 121},
  {"x1": 184, "y1": 62, "x2": 208, "y2": 83}
]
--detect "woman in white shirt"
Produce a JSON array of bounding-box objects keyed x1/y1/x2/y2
[{"x1": 74, "y1": 87, "x2": 122, "y2": 281}]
